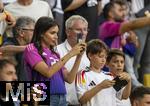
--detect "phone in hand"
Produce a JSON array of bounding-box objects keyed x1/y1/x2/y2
[
  {"x1": 77, "y1": 33, "x2": 83, "y2": 43},
  {"x1": 113, "y1": 76, "x2": 128, "y2": 91}
]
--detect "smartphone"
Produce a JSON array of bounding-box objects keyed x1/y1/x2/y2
[
  {"x1": 77, "y1": 33, "x2": 83, "y2": 43},
  {"x1": 113, "y1": 76, "x2": 128, "y2": 91}
]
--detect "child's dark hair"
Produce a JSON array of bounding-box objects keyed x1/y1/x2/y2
[
  {"x1": 107, "y1": 48, "x2": 125, "y2": 63},
  {"x1": 86, "y1": 39, "x2": 108, "y2": 57}
]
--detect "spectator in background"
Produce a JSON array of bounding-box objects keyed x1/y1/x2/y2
[
  {"x1": 0, "y1": 59, "x2": 17, "y2": 83},
  {"x1": 1, "y1": 16, "x2": 35, "y2": 81},
  {"x1": 4, "y1": 0, "x2": 53, "y2": 21},
  {"x1": 57, "y1": 15, "x2": 90, "y2": 105},
  {"x1": 24, "y1": 17, "x2": 86, "y2": 106},
  {"x1": 0, "y1": 0, "x2": 15, "y2": 35},
  {"x1": 130, "y1": 86, "x2": 150, "y2": 106},
  {"x1": 116, "y1": 0, "x2": 142, "y2": 87},
  {"x1": 99, "y1": 1, "x2": 150, "y2": 87},
  {"x1": 0, "y1": 0, "x2": 15, "y2": 24},
  {"x1": 4, "y1": 16, "x2": 35, "y2": 46},
  {"x1": 0, "y1": 0, "x2": 53, "y2": 37},
  {"x1": 61, "y1": 0, "x2": 101, "y2": 42},
  {"x1": 0, "y1": 59, "x2": 35, "y2": 106},
  {"x1": 0, "y1": 59, "x2": 18, "y2": 106}
]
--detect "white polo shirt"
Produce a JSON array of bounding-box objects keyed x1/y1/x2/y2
[{"x1": 56, "y1": 40, "x2": 90, "y2": 105}]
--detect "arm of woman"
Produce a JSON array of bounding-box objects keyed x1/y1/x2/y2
[
  {"x1": 28, "y1": 43, "x2": 86, "y2": 78},
  {"x1": 33, "y1": 52, "x2": 75, "y2": 78},
  {"x1": 63, "y1": 54, "x2": 83, "y2": 84}
]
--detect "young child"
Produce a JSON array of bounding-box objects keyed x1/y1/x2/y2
[
  {"x1": 106, "y1": 48, "x2": 132, "y2": 106},
  {"x1": 75, "y1": 39, "x2": 131, "y2": 106}
]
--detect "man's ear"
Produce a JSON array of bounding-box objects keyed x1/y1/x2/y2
[{"x1": 65, "y1": 29, "x2": 71, "y2": 37}]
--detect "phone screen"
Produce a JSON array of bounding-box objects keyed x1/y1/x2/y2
[
  {"x1": 113, "y1": 76, "x2": 128, "y2": 91},
  {"x1": 77, "y1": 33, "x2": 82, "y2": 43}
]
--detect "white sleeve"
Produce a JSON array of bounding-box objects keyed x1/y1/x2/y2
[
  {"x1": 75, "y1": 72, "x2": 88, "y2": 99},
  {"x1": 116, "y1": 87, "x2": 125, "y2": 100}
]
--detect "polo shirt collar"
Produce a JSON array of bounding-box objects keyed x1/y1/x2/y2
[{"x1": 64, "y1": 39, "x2": 72, "y2": 51}]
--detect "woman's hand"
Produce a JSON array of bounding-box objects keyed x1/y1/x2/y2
[{"x1": 69, "y1": 42, "x2": 86, "y2": 57}]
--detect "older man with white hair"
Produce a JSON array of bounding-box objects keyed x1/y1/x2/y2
[{"x1": 57, "y1": 15, "x2": 90, "y2": 106}]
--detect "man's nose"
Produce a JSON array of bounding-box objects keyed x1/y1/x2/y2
[{"x1": 12, "y1": 74, "x2": 18, "y2": 81}]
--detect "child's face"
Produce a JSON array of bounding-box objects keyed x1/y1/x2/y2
[
  {"x1": 107, "y1": 55, "x2": 125, "y2": 76},
  {"x1": 89, "y1": 50, "x2": 107, "y2": 70}
]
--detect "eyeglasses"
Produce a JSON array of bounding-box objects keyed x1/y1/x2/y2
[{"x1": 21, "y1": 28, "x2": 34, "y2": 32}]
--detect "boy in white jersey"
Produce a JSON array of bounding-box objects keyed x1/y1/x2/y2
[
  {"x1": 75, "y1": 39, "x2": 131, "y2": 106},
  {"x1": 106, "y1": 48, "x2": 132, "y2": 106}
]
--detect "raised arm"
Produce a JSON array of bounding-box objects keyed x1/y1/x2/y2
[
  {"x1": 119, "y1": 17, "x2": 150, "y2": 34},
  {"x1": 63, "y1": 53, "x2": 83, "y2": 84},
  {"x1": 0, "y1": 45, "x2": 26, "y2": 55},
  {"x1": 0, "y1": 45, "x2": 26, "y2": 56},
  {"x1": 33, "y1": 43, "x2": 86, "y2": 78},
  {"x1": 64, "y1": 0, "x2": 87, "y2": 12}
]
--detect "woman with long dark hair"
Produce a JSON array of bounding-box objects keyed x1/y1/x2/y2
[{"x1": 23, "y1": 17, "x2": 86, "y2": 106}]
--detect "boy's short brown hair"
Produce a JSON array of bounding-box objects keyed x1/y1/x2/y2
[
  {"x1": 107, "y1": 48, "x2": 125, "y2": 63},
  {"x1": 86, "y1": 39, "x2": 108, "y2": 58}
]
